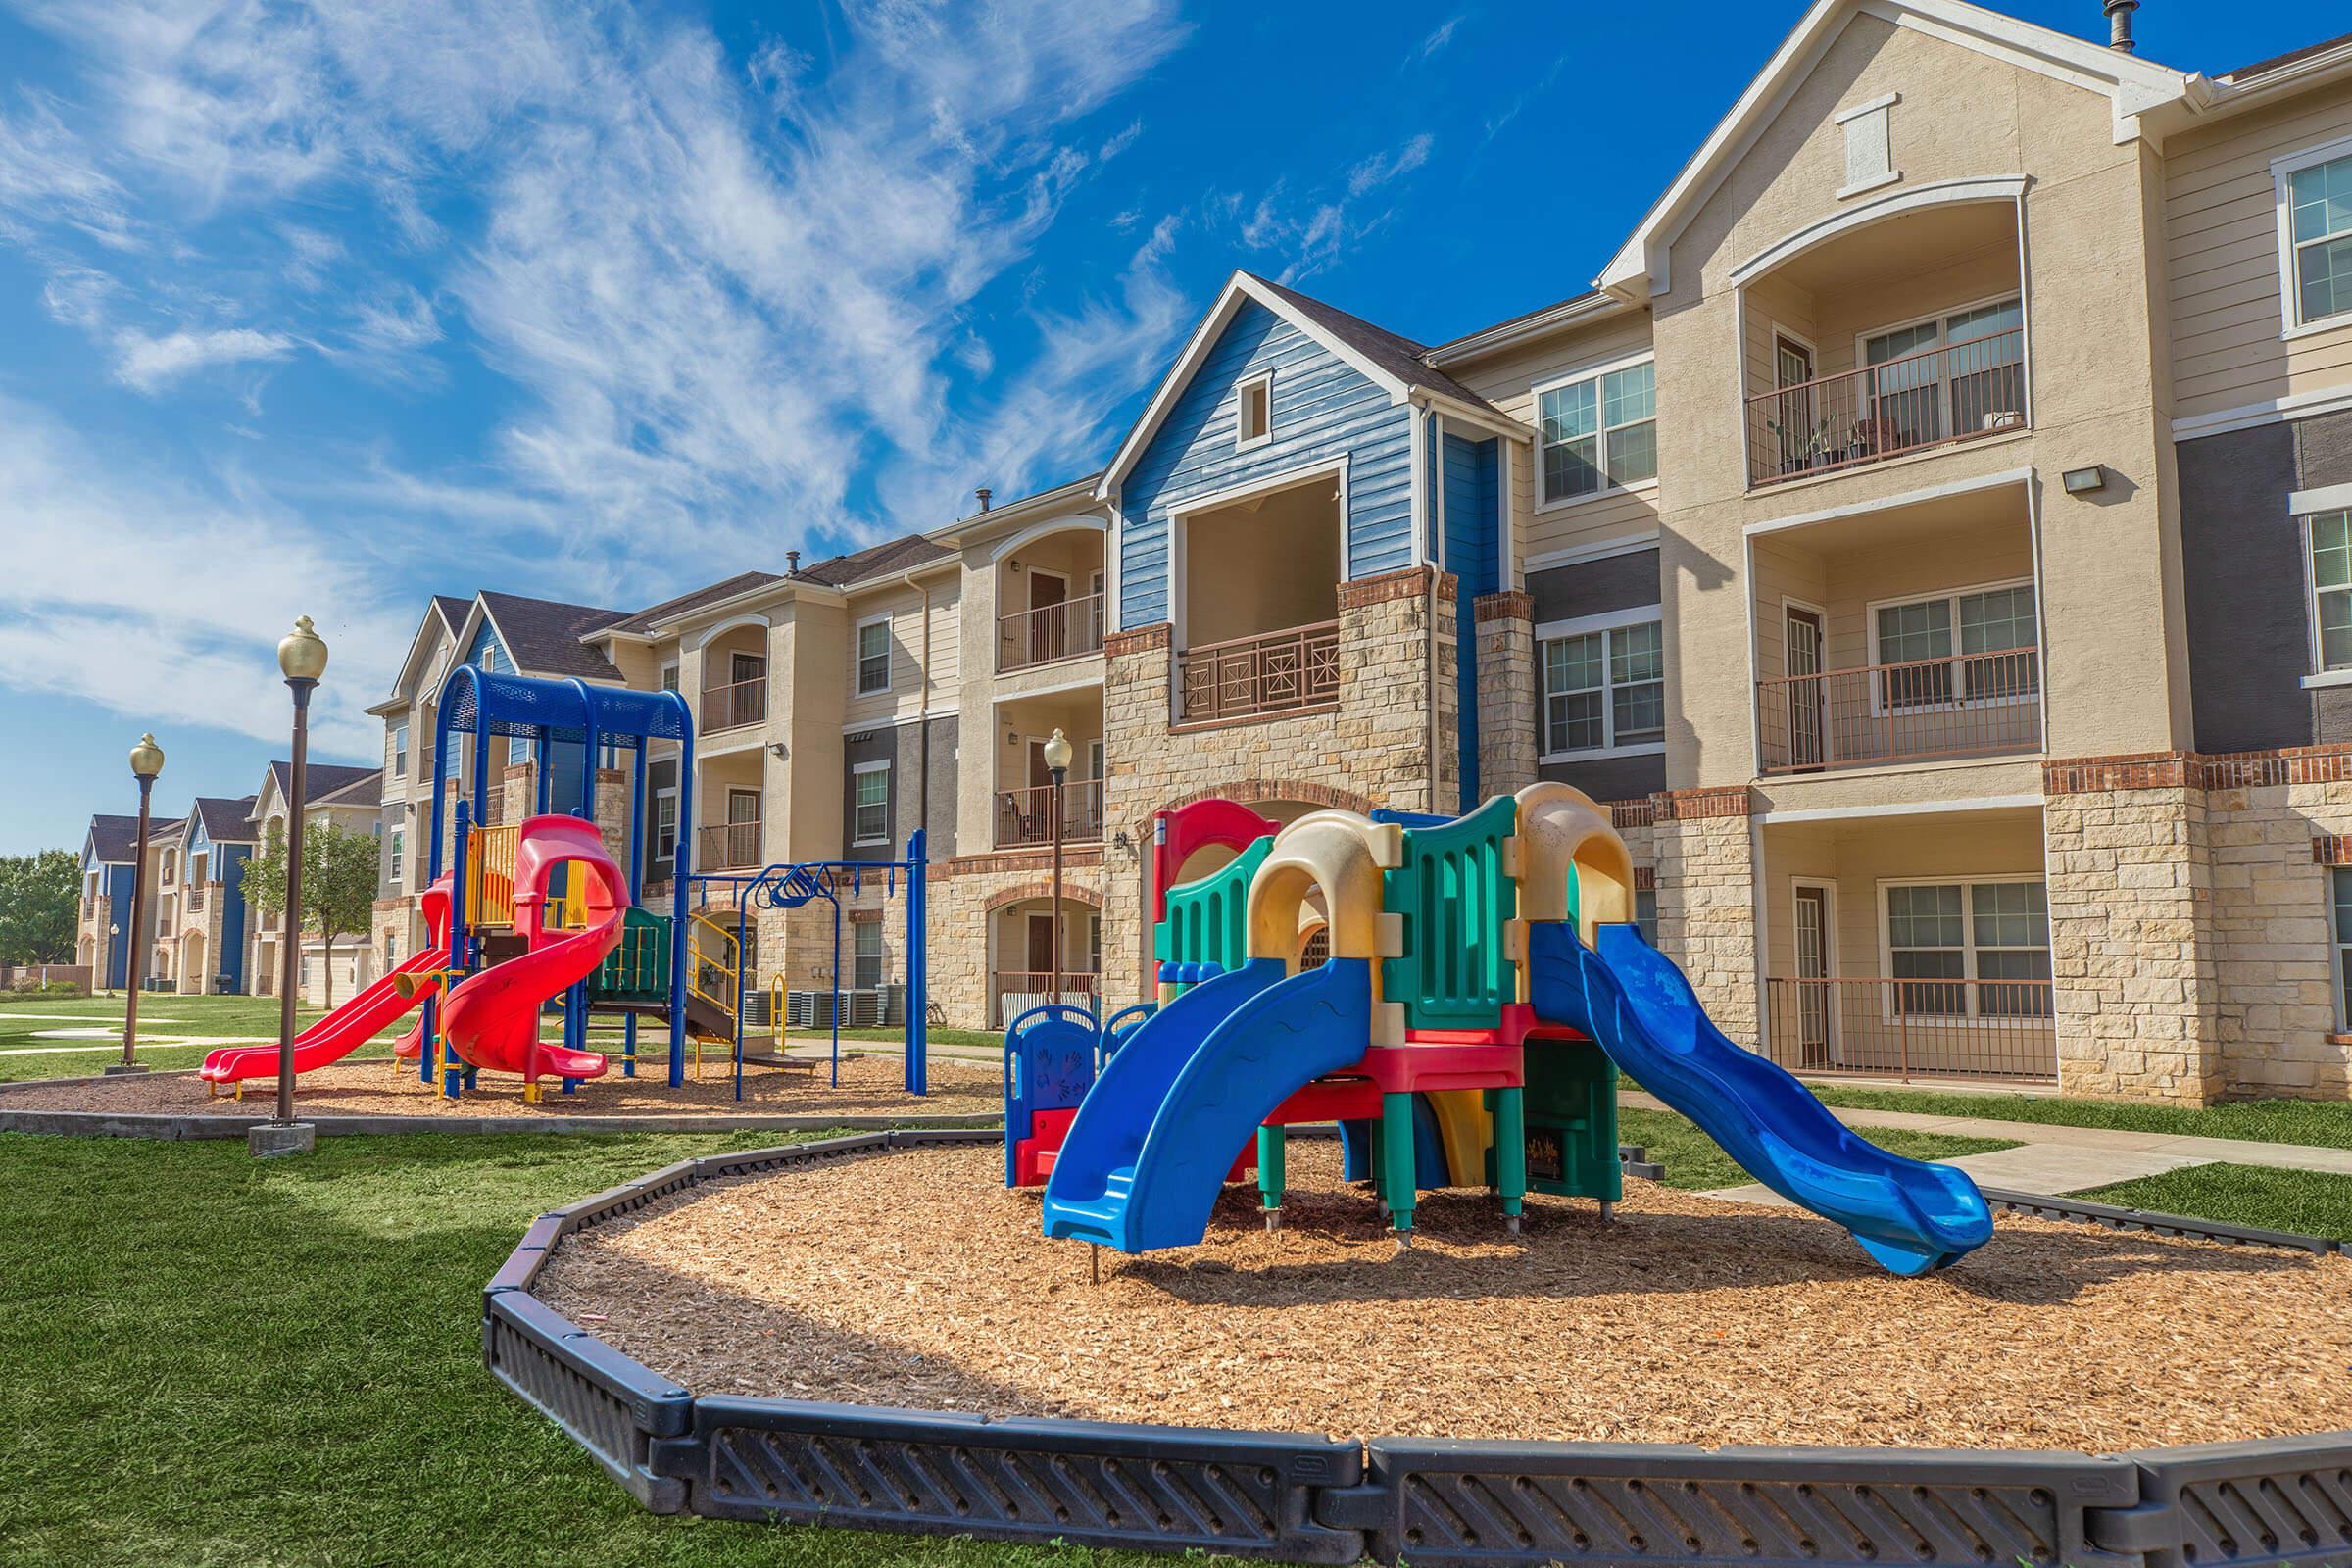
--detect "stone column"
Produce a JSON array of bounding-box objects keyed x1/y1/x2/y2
[
  {"x1": 2041, "y1": 754, "x2": 2223, "y2": 1103},
  {"x1": 1473, "y1": 589, "x2": 1537, "y2": 801},
  {"x1": 1102, "y1": 621, "x2": 1173, "y2": 1013},
  {"x1": 1650, "y1": 785, "x2": 1757, "y2": 1043}
]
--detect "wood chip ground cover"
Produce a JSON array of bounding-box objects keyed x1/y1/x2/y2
[
  {"x1": 0, "y1": 1054, "x2": 998, "y2": 1118},
  {"x1": 535, "y1": 1143, "x2": 2352, "y2": 1452}
]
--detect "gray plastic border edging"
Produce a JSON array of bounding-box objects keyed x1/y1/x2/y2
[{"x1": 483, "y1": 1131, "x2": 2352, "y2": 1567}]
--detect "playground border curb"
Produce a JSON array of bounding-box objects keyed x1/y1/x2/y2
[
  {"x1": 0, "y1": 1107, "x2": 1000, "y2": 1141},
  {"x1": 483, "y1": 1134, "x2": 2352, "y2": 1568}
]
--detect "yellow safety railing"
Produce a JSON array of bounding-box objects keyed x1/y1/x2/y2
[
  {"x1": 687, "y1": 910, "x2": 740, "y2": 1028},
  {"x1": 468, "y1": 824, "x2": 519, "y2": 928}
]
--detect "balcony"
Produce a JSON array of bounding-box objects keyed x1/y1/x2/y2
[
  {"x1": 1177, "y1": 621, "x2": 1340, "y2": 725},
  {"x1": 186, "y1": 887, "x2": 207, "y2": 914},
  {"x1": 698, "y1": 819, "x2": 763, "y2": 870},
  {"x1": 992, "y1": 969, "x2": 1099, "y2": 1028},
  {"x1": 998, "y1": 592, "x2": 1104, "y2": 672},
  {"x1": 1764, "y1": 975, "x2": 2054, "y2": 1083},
  {"x1": 995, "y1": 778, "x2": 1104, "y2": 850},
  {"x1": 1746, "y1": 328, "x2": 2024, "y2": 488},
  {"x1": 700, "y1": 677, "x2": 766, "y2": 735},
  {"x1": 1756, "y1": 649, "x2": 2040, "y2": 773}
]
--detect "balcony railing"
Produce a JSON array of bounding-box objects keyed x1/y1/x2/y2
[
  {"x1": 186, "y1": 887, "x2": 206, "y2": 914},
  {"x1": 698, "y1": 820, "x2": 763, "y2": 870},
  {"x1": 1745, "y1": 327, "x2": 2026, "y2": 487},
  {"x1": 1756, "y1": 648, "x2": 2040, "y2": 773},
  {"x1": 1765, "y1": 975, "x2": 2055, "y2": 1083},
  {"x1": 995, "y1": 778, "x2": 1105, "y2": 849},
  {"x1": 992, "y1": 969, "x2": 1100, "y2": 1027},
  {"x1": 1177, "y1": 620, "x2": 1341, "y2": 724},
  {"x1": 998, "y1": 592, "x2": 1104, "y2": 672},
  {"x1": 701, "y1": 677, "x2": 766, "y2": 735}
]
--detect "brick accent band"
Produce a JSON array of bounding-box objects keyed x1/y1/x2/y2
[
  {"x1": 2317, "y1": 835, "x2": 2352, "y2": 866},
  {"x1": 1608, "y1": 799, "x2": 1658, "y2": 829},
  {"x1": 1656, "y1": 786, "x2": 1749, "y2": 822},
  {"x1": 1336, "y1": 565, "x2": 1453, "y2": 611},
  {"x1": 1473, "y1": 590, "x2": 1534, "y2": 624},
  {"x1": 2201, "y1": 743, "x2": 2352, "y2": 790},
  {"x1": 1103, "y1": 622, "x2": 1171, "y2": 658},
  {"x1": 2042, "y1": 753, "x2": 2191, "y2": 796},
  {"x1": 1633, "y1": 866, "x2": 1657, "y2": 892},
  {"x1": 2044, "y1": 743, "x2": 2352, "y2": 795},
  {"x1": 937, "y1": 846, "x2": 1106, "y2": 880}
]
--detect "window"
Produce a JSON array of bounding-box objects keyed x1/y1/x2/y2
[
  {"x1": 388, "y1": 829, "x2": 404, "y2": 884},
  {"x1": 1540, "y1": 613, "x2": 1664, "y2": 757},
  {"x1": 852, "y1": 920, "x2": 884, "y2": 991},
  {"x1": 1634, "y1": 888, "x2": 1658, "y2": 947},
  {"x1": 2334, "y1": 868, "x2": 2352, "y2": 1026},
  {"x1": 1885, "y1": 880, "x2": 2049, "y2": 1019},
  {"x1": 2308, "y1": 510, "x2": 2352, "y2": 672},
  {"x1": 660, "y1": 661, "x2": 680, "y2": 693},
  {"x1": 1871, "y1": 582, "x2": 2038, "y2": 710},
  {"x1": 1537, "y1": 359, "x2": 1655, "y2": 505},
  {"x1": 1859, "y1": 298, "x2": 2025, "y2": 447},
  {"x1": 856, "y1": 618, "x2": 892, "y2": 695},
  {"x1": 2280, "y1": 146, "x2": 2352, "y2": 330},
  {"x1": 384, "y1": 932, "x2": 397, "y2": 969},
  {"x1": 392, "y1": 723, "x2": 408, "y2": 779},
  {"x1": 653, "y1": 788, "x2": 677, "y2": 867},
  {"x1": 1235, "y1": 371, "x2": 1272, "y2": 450},
  {"x1": 853, "y1": 761, "x2": 891, "y2": 846}
]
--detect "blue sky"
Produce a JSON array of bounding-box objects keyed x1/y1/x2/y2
[{"x1": 0, "y1": 0, "x2": 2323, "y2": 854}]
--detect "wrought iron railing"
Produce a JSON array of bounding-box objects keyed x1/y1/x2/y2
[
  {"x1": 1765, "y1": 975, "x2": 2055, "y2": 1082},
  {"x1": 998, "y1": 592, "x2": 1104, "y2": 672},
  {"x1": 1745, "y1": 327, "x2": 2025, "y2": 487},
  {"x1": 697, "y1": 820, "x2": 763, "y2": 870},
  {"x1": 700, "y1": 677, "x2": 766, "y2": 735},
  {"x1": 1756, "y1": 648, "x2": 2040, "y2": 773},
  {"x1": 1176, "y1": 620, "x2": 1341, "y2": 724},
  {"x1": 994, "y1": 778, "x2": 1104, "y2": 849}
]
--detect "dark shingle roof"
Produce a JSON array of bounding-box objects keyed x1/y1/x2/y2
[
  {"x1": 432, "y1": 594, "x2": 473, "y2": 629},
  {"x1": 87, "y1": 814, "x2": 144, "y2": 863},
  {"x1": 2223, "y1": 30, "x2": 2352, "y2": 81},
  {"x1": 192, "y1": 796, "x2": 260, "y2": 844},
  {"x1": 1241, "y1": 272, "x2": 1506, "y2": 417},
  {"x1": 1423, "y1": 289, "x2": 1611, "y2": 356},
  {"x1": 797, "y1": 533, "x2": 953, "y2": 588},
  {"x1": 476, "y1": 591, "x2": 627, "y2": 680},
  {"x1": 605, "y1": 570, "x2": 785, "y2": 635},
  {"x1": 266, "y1": 761, "x2": 382, "y2": 812}
]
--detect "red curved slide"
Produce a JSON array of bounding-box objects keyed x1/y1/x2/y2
[
  {"x1": 201, "y1": 878, "x2": 453, "y2": 1088},
  {"x1": 435, "y1": 814, "x2": 622, "y2": 1092}
]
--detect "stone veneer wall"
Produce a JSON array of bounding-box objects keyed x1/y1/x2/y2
[
  {"x1": 1096, "y1": 565, "x2": 1457, "y2": 1017},
  {"x1": 931, "y1": 847, "x2": 1106, "y2": 1031},
  {"x1": 1474, "y1": 591, "x2": 1538, "y2": 800},
  {"x1": 1648, "y1": 787, "x2": 1756, "y2": 1043}
]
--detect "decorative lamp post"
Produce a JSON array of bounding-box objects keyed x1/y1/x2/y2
[
  {"x1": 259, "y1": 616, "x2": 327, "y2": 1158},
  {"x1": 1042, "y1": 727, "x2": 1073, "y2": 1010},
  {"x1": 110, "y1": 734, "x2": 165, "y2": 1075}
]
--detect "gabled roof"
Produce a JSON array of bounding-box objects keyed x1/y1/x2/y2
[
  {"x1": 797, "y1": 532, "x2": 953, "y2": 589},
  {"x1": 2222, "y1": 30, "x2": 2352, "y2": 84},
  {"x1": 1596, "y1": 0, "x2": 2195, "y2": 303},
  {"x1": 190, "y1": 796, "x2": 260, "y2": 846},
  {"x1": 263, "y1": 761, "x2": 381, "y2": 815},
  {"x1": 475, "y1": 591, "x2": 627, "y2": 680},
  {"x1": 431, "y1": 594, "x2": 472, "y2": 629},
  {"x1": 604, "y1": 571, "x2": 785, "y2": 637},
  {"x1": 1096, "y1": 270, "x2": 1528, "y2": 499},
  {"x1": 85, "y1": 814, "x2": 144, "y2": 864}
]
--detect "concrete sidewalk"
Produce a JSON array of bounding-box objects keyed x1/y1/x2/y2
[{"x1": 1619, "y1": 1089, "x2": 2352, "y2": 1203}]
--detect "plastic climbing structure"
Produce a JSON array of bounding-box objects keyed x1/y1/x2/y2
[{"x1": 1021, "y1": 783, "x2": 1995, "y2": 1276}]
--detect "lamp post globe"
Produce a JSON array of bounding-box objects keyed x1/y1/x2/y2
[
  {"x1": 277, "y1": 614, "x2": 329, "y2": 683},
  {"x1": 1042, "y1": 727, "x2": 1073, "y2": 777},
  {"x1": 129, "y1": 732, "x2": 165, "y2": 780}
]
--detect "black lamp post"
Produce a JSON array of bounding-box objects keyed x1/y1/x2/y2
[
  {"x1": 260, "y1": 615, "x2": 327, "y2": 1156},
  {"x1": 109, "y1": 733, "x2": 165, "y2": 1075},
  {"x1": 1042, "y1": 727, "x2": 1073, "y2": 1008}
]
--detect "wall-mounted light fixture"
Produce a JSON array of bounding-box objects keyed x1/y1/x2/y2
[
  {"x1": 2061, "y1": 466, "x2": 2106, "y2": 495},
  {"x1": 768, "y1": 742, "x2": 786, "y2": 760}
]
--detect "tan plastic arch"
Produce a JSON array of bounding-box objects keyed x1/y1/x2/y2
[
  {"x1": 1247, "y1": 810, "x2": 1390, "y2": 966},
  {"x1": 1514, "y1": 781, "x2": 1635, "y2": 946}
]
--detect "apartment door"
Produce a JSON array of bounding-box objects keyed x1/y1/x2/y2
[
  {"x1": 1791, "y1": 882, "x2": 1835, "y2": 1067},
  {"x1": 1024, "y1": 913, "x2": 1056, "y2": 984},
  {"x1": 1028, "y1": 570, "x2": 1068, "y2": 663},
  {"x1": 1772, "y1": 334, "x2": 1816, "y2": 477},
  {"x1": 1783, "y1": 606, "x2": 1827, "y2": 771}
]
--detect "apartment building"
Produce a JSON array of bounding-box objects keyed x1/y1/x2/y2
[
  {"x1": 161, "y1": 796, "x2": 259, "y2": 995},
  {"x1": 246, "y1": 760, "x2": 381, "y2": 1003},
  {"x1": 367, "y1": 2, "x2": 2352, "y2": 1103},
  {"x1": 74, "y1": 812, "x2": 175, "y2": 992}
]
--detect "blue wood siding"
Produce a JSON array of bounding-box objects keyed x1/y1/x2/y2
[
  {"x1": 1443, "y1": 431, "x2": 1499, "y2": 803},
  {"x1": 1118, "y1": 300, "x2": 1414, "y2": 628},
  {"x1": 216, "y1": 844, "x2": 250, "y2": 993},
  {"x1": 101, "y1": 863, "x2": 135, "y2": 988},
  {"x1": 466, "y1": 623, "x2": 510, "y2": 673}
]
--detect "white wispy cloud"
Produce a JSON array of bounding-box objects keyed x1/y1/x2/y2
[
  {"x1": 113, "y1": 325, "x2": 300, "y2": 392},
  {"x1": 1408, "y1": 17, "x2": 1465, "y2": 65},
  {"x1": 1238, "y1": 130, "x2": 1438, "y2": 282}
]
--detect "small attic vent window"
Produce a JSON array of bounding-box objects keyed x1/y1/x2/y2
[
  {"x1": 1236, "y1": 372, "x2": 1273, "y2": 450},
  {"x1": 1836, "y1": 92, "x2": 1899, "y2": 199}
]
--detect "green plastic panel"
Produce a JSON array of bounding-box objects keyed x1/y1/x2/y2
[
  {"x1": 1513, "y1": 1041, "x2": 1622, "y2": 1201},
  {"x1": 1382, "y1": 795, "x2": 1518, "y2": 1031},
  {"x1": 1154, "y1": 837, "x2": 1273, "y2": 972},
  {"x1": 591, "y1": 906, "x2": 670, "y2": 1001}
]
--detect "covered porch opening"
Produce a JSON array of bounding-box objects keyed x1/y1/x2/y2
[
  {"x1": 1759, "y1": 804, "x2": 2054, "y2": 1084},
  {"x1": 695, "y1": 753, "x2": 763, "y2": 871},
  {"x1": 997, "y1": 527, "x2": 1105, "y2": 671},
  {"x1": 1175, "y1": 467, "x2": 1343, "y2": 723},
  {"x1": 992, "y1": 692, "x2": 1104, "y2": 849},
  {"x1": 698, "y1": 623, "x2": 769, "y2": 738},
  {"x1": 1750, "y1": 480, "x2": 2042, "y2": 774},
  {"x1": 989, "y1": 897, "x2": 1100, "y2": 1026}
]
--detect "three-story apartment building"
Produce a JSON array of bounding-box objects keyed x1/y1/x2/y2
[
  {"x1": 75, "y1": 812, "x2": 175, "y2": 992},
  {"x1": 365, "y1": 1, "x2": 2352, "y2": 1103},
  {"x1": 164, "y1": 796, "x2": 259, "y2": 995}
]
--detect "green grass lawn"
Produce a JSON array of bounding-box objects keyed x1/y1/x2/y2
[
  {"x1": 1617, "y1": 1106, "x2": 2015, "y2": 1192},
  {"x1": 2076, "y1": 1162, "x2": 2352, "y2": 1243},
  {"x1": 1798, "y1": 1080, "x2": 2352, "y2": 1150}
]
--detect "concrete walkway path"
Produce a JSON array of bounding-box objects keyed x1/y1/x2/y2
[{"x1": 1620, "y1": 1089, "x2": 2352, "y2": 1204}]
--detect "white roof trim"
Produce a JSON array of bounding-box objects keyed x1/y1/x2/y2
[
  {"x1": 1727, "y1": 174, "x2": 2027, "y2": 285},
  {"x1": 1597, "y1": 0, "x2": 2191, "y2": 302},
  {"x1": 1095, "y1": 271, "x2": 1416, "y2": 499},
  {"x1": 1423, "y1": 293, "x2": 1636, "y2": 367}
]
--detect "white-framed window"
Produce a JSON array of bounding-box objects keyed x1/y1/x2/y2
[
  {"x1": 855, "y1": 616, "x2": 892, "y2": 696},
  {"x1": 1537, "y1": 607, "x2": 1665, "y2": 760},
  {"x1": 2276, "y1": 138, "x2": 2352, "y2": 335},
  {"x1": 1634, "y1": 888, "x2": 1658, "y2": 946},
  {"x1": 1882, "y1": 878, "x2": 2049, "y2": 1021},
  {"x1": 2306, "y1": 509, "x2": 2352, "y2": 673},
  {"x1": 653, "y1": 788, "x2": 677, "y2": 868},
  {"x1": 388, "y1": 829, "x2": 403, "y2": 884},
  {"x1": 2333, "y1": 867, "x2": 2352, "y2": 1028},
  {"x1": 1235, "y1": 370, "x2": 1273, "y2": 450},
  {"x1": 1535, "y1": 356, "x2": 1656, "y2": 507},
  {"x1": 391, "y1": 722, "x2": 408, "y2": 779},
  {"x1": 852, "y1": 919, "x2": 885, "y2": 991},
  {"x1": 852, "y1": 760, "x2": 891, "y2": 846},
  {"x1": 659, "y1": 661, "x2": 680, "y2": 693},
  {"x1": 1857, "y1": 296, "x2": 2026, "y2": 446},
  {"x1": 1866, "y1": 579, "x2": 2038, "y2": 711}
]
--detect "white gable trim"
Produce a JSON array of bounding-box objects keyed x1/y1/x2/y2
[
  {"x1": 987, "y1": 513, "x2": 1108, "y2": 564},
  {"x1": 1597, "y1": 0, "x2": 2191, "y2": 302},
  {"x1": 1096, "y1": 271, "x2": 1417, "y2": 500}
]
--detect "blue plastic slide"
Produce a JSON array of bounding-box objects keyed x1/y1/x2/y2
[
  {"x1": 1043, "y1": 957, "x2": 1372, "y2": 1252},
  {"x1": 1526, "y1": 920, "x2": 1992, "y2": 1274}
]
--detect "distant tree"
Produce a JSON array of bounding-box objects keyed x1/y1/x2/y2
[
  {"x1": 241, "y1": 820, "x2": 379, "y2": 1006},
  {"x1": 0, "y1": 850, "x2": 79, "y2": 965}
]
